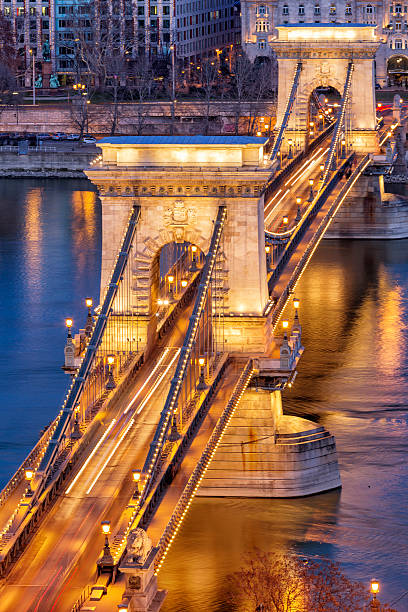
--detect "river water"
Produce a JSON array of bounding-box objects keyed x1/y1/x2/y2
[{"x1": 0, "y1": 180, "x2": 407, "y2": 610}]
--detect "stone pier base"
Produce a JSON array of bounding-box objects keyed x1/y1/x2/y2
[
  {"x1": 326, "y1": 173, "x2": 408, "y2": 239},
  {"x1": 197, "y1": 389, "x2": 341, "y2": 498}
]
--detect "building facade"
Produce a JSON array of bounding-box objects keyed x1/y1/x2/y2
[
  {"x1": 241, "y1": 0, "x2": 408, "y2": 86},
  {"x1": 0, "y1": 0, "x2": 240, "y2": 85}
]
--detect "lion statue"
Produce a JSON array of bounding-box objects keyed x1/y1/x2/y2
[{"x1": 126, "y1": 528, "x2": 152, "y2": 565}]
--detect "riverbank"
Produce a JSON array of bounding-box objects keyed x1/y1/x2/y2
[{"x1": 0, "y1": 147, "x2": 98, "y2": 178}]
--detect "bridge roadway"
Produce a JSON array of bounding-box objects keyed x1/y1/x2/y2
[
  {"x1": 0, "y1": 135, "x2": 363, "y2": 612},
  {"x1": 0, "y1": 305, "x2": 192, "y2": 611}
]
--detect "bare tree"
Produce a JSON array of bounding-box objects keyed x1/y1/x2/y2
[
  {"x1": 126, "y1": 54, "x2": 156, "y2": 135},
  {"x1": 0, "y1": 12, "x2": 17, "y2": 94},
  {"x1": 197, "y1": 59, "x2": 220, "y2": 135},
  {"x1": 227, "y1": 550, "x2": 398, "y2": 612}
]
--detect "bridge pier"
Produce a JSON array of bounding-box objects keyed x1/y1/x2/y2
[{"x1": 198, "y1": 385, "x2": 341, "y2": 498}]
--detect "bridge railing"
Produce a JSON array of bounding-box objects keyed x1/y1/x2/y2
[
  {"x1": 267, "y1": 154, "x2": 355, "y2": 302},
  {"x1": 269, "y1": 154, "x2": 370, "y2": 328},
  {"x1": 263, "y1": 123, "x2": 334, "y2": 204},
  {"x1": 154, "y1": 358, "x2": 254, "y2": 574}
]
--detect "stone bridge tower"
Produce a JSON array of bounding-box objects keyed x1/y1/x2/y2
[
  {"x1": 85, "y1": 136, "x2": 272, "y2": 354},
  {"x1": 273, "y1": 24, "x2": 379, "y2": 154}
]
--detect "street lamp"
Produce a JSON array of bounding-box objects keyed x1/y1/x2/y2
[
  {"x1": 308, "y1": 178, "x2": 314, "y2": 201},
  {"x1": 197, "y1": 356, "x2": 208, "y2": 391},
  {"x1": 295, "y1": 196, "x2": 302, "y2": 222},
  {"x1": 265, "y1": 245, "x2": 271, "y2": 270},
  {"x1": 85, "y1": 297, "x2": 93, "y2": 337},
  {"x1": 167, "y1": 274, "x2": 175, "y2": 301},
  {"x1": 341, "y1": 139, "x2": 346, "y2": 158},
  {"x1": 181, "y1": 279, "x2": 188, "y2": 289},
  {"x1": 106, "y1": 355, "x2": 116, "y2": 390},
  {"x1": 282, "y1": 215, "x2": 289, "y2": 227},
  {"x1": 371, "y1": 579, "x2": 379, "y2": 597},
  {"x1": 319, "y1": 164, "x2": 325, "y2": 181},
  {"x1": 65, "y1": 318, "x2": 73, "y2": 339},
  {"x1": 370, "y1": 579, "x2": 379, "y2": 610},
  {"x1": 100, "y1": 521, "x2": 113, "y2": 565},
  {"x1": 132, "y1": 469, "x2": 141, "y2": 498},
  {"x1": 288, "y1": 139, "x2": 293, "y2": 159},
  {"x1": 190, "y1": 245, "x2": 198, "y2": 272},
  {"x1": 282, "y1": 320, "x2": 289, "y2": 339},
  {"x1": 29, "y1": 49, "x2": 35, "y2": 106},
  {"x1": 25, "y1": 469, "x2": 34, "y2": 496}
]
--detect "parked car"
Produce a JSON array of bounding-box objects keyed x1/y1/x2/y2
[
  {"x1": 36, "y1": 133, "x2": 52, "y2": 140},
  {"x1": 67, "y1": 133, "x2": 80, "y2": 141},
  {"x1": 82, "y1": 135, "x2": 96, "y2": 144},
  {"x1": 51, "y1": 132, "x2": 68, "y2": 140}
]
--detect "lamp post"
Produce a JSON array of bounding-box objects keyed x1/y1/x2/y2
[
  {"x1": 100, "y1": 521, "x2": 114, "y2": 566},
  {"x1": 181, "y1": 279, "x2": 188, "y2": 289},
  {"x1": 197, "y1": 356, "x2": 208, "y2": 391},
  {"x1": 265, "y1": 245, "x2": 271, "y2": 271},
  {"x1": 167, "y1": 274, "x2": 175, "y2": 301},
  {"x1": 370, "y1": 579, "x2": 380, "y2": 611},
  {"x1": 132, "y1": 470, "x2": 141, "y2": 499},
  {"x1": 72, "y1": 404, "x2": 81, "y2": 439},
  {"x1": 282, "y1": 215, "x2": 289, "y2": 229},
  {"x1": 25, "y1": 469, "x2": 34, "y2": 497},
  {"x1": 65, "y1": 318, "x2": 73, "y2": 339},
  {"x1": 341, "y1": 139, "x2": 346, "y2": 158},
  {"x1": 319, "y1": 163, "x2": 324, "y2": 182},
  {"x1": 29, "y1": 49, "x2": 36, "y2": 106},
  {"x1": 106, "y1": 355, "x2": 116, "y2": 390},
  {"x1": 282, "y1": 319, "x2": 289, "y2": 340},
  {"x1": 85, "y1": 297, "x2": 93, "y2": 337},
  {"x1": 190, "y1": 245, "x2": 198, "y2": 272},
  {"x1": 308, "y1": 178, "x2": 314, "y2": 201},
  {"x1": 295, "y1": 197, "x2": 302, "y2": 222},
  {"x1": 288, "y1": 138, "x2": 293, "y2": 160}
]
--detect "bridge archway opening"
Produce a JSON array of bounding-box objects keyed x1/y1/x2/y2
[
  {"x1": 308, "y1": 86, "x2": 341, "y2": 142},
  {"x1": 151, "y1": 241, "x2": 205, "y2": 314},
  {"x1": 387, "y1": 55, "x2": 408, "y2": 87}
]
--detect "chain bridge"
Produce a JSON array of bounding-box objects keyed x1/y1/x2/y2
[{"x1": 0, "y1": 23, "x2": 403, "y2": 612}]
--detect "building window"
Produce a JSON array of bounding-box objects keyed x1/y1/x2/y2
[
  {"x1": 395, "y1": 38, "x2": 403, "y2": 47},
  {"x1": 282, "y1": 4, "x2": 289, "y2": 15},
  {"x1": 258, "y1": 38, "x2": 266, "y2": 49},
  {"x1": 366, "y1": 4, "x2": 373, "y2": 13},
  {"x1": 256, "y1": 20, "x2": 269, "y2": 31},
  {"x1": 396, "y1": 4, "x2": 402, "y2": 12},
  {"x1": 345, "y1": 4, "x2": 352, "y2": 14},
  {"x1": 396, "y1": 21, "x2": 402, "y2": 29},
  {"x1": 314, "y1": 5, "x2": 320, "y2": 14},
  {"x1": 258, "y1": 4, "x2": 267, "y2": 15},
  {"x1": 299, "y1": 5, "x2": 305, "y2": 15},
  {"x1": 330, "y1": 5, "x2": 336, "y2": 14}
]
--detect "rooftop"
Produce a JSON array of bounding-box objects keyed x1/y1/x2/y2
[{"x1": 97, "y1": 135, "x2": 268, "y2": 146}]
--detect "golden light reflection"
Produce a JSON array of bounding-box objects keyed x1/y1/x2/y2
[
  {"x1": 71, "y1": 190, "x2": 98, "y2": 274},
  {"x1": 376, "y1": 266, "x2": 403, "y2": 376},
  {"x1": 23, "y1": 188, "x2": 43, "y2": 293}
]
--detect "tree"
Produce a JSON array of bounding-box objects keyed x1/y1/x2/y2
[
  {"x1": 0, "y1": 12, "x2": 17, "y2": 94},
  {"x1": 197, "y1": 58, "x2": 220, "y2": 135},
  {"x1": 227, "y1": 550, "x2": 398, "y2": 612}
]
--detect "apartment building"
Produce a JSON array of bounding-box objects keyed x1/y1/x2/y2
[{"x1": 0, "y1": 0, "x2": 240, "y2": 85}]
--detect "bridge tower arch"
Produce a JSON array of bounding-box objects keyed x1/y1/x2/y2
[{"x1": 272, "y1": 24, "x2": 379, "y2": 155}]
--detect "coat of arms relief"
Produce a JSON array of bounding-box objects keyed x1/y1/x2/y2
[{"x1": 164, "y1": 200, "x2": 197, "y2": 242}]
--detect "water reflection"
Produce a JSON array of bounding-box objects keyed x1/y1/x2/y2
[
  {"x1": 0, "y1": 179, "x2": 100, "y2": 485},
  {"x1": 160, "y1": 239, "x2": 408, "y2": 610}
]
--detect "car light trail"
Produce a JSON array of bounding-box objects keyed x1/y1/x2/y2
[
  {"x1": 65, "y1": 419, "x2": 116, "y2": 494},
  {"x1": 86, "y1": 418, "x2": 135, "y2": 494},
  {"x1": 136, "y1": 349, "x2": 181, "y2": 415},
  {"x1": 124, "y1": 348, "x2": 170, "y2": 414},
  {"x1": 85, "y1": 348, "x2": 181, "y2": 494}
]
